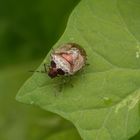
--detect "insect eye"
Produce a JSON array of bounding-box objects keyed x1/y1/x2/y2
[
  {"x1": 51, "y1": 61, "x2": 56, "y2": 68},
  {"x1": 57, "y1": 69, "x2": 65, "y2": 75},
  {"x1": 48, "y1": 68, "x2": 58, "y2": 78}
]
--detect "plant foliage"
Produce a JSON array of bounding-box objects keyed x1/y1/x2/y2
[{"x1": 17, "y1": 0, "x2": 140, "y2": 140}]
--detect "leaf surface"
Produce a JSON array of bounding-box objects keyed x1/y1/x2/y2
[{"x1": 16, "y1": 0, "x2": 140, "y2": 140}]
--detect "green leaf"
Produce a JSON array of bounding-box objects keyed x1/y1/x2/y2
[
  {"x1": 0, "y1": 63, "x2": 76, "y2": 140},
  {"x1": 16, "y1": 0, "x2": 140, "y2": 140}
]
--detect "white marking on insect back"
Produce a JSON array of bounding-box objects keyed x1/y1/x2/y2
[
  {"x1": 51, "y1": 54, "x2": 72, "y2": 74},
  {"x1": 73, "y1": 55, "x2": 85, "y2": 73},
  {"x1": 70, "y1": 48, "x2": 79, "y2": 60}
]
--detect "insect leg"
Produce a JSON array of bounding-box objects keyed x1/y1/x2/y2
[{"x1": 44, "y1": 64, "x2": 48, "y2": 73}]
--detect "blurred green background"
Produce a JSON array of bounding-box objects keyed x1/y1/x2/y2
[
  {"x1": 0, "y1": 0, "x2": 81, "y2": 140},
  {"x1": 0, "y1": 0, "x2": 139, "y2": 140}
]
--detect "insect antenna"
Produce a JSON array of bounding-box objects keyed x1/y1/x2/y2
[
  {"x1": 44, "y1": 64, "x2": 48, "y2": 73},
  {"x1": 29, "y1": 70, "x2": 46, "y2": 73},
  {"x1": 28, "y1": 63, "x2": 49, "y2": 74}
]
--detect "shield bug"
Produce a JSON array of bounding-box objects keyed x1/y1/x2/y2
[{"x1": 48, "y1": 43, "x2": 87, "y2": 78}]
